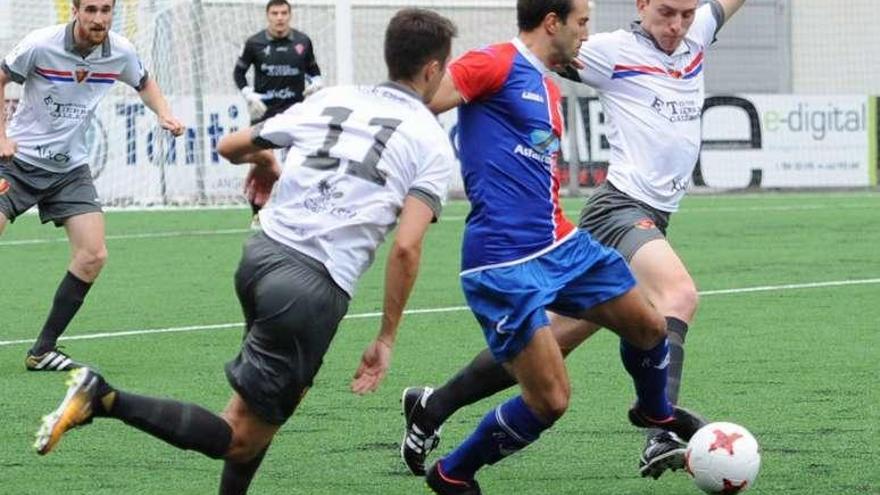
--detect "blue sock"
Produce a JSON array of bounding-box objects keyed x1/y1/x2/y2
[
  {"x1": 620, "y1": 337, "x2": 673, "y2": 419},
  {"x1": 442, "y1": 396, "x2": 551, "y2": 480}
]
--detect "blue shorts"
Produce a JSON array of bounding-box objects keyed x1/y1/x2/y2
[{"x1": 461, "y1": 231, "x2": 636, "y2": 362}]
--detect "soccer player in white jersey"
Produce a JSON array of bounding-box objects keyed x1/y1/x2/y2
[
  {"x1": 32, "y1": 9, "x2": 457, "y2": 494},
  {"x1": 0, "y1": 0, "x2": 184, "y2": 372},
  {"x1": 400, "y1": 0, "x2": 747, "y2": 483}
]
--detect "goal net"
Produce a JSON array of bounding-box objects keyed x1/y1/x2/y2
[{"x1": 1, "y1": 0, "x2": 877, "y2": 207}]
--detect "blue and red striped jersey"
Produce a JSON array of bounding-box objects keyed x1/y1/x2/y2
[{"x1": 451, "y1": 39, "x2": 576, "y2": 273}]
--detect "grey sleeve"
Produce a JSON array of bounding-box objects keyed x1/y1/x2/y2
[
  {"x1": 708, "y1": 0, "x2": 726, "y2": 33},
  {"x1": 1, "y1": 61, "x2": 25, "y2": 84},
  {"x1": 407, "y1": 187, "x2": 443, "y2": 223},
  {"x1": 134, "y1": 69, "x2": 149, "y2": 92}
]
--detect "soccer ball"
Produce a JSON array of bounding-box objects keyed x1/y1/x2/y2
[{"x1": 685, "y1": 422, "x2": 761, "y2": 494}]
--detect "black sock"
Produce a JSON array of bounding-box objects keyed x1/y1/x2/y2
[
  {"x1": 647, "y1": 316, "x2": 689, "y2": 439},
  {"x1": 32, "y1": 271, "x2": 92, "y2": 355},
  {"x1": 665, "y1": 316, "x2": 689, "y2": 405},
  {"x1": 219, "y1": 444, "x2": 270, "y2": 495},
  {"x1": 107, "y1": 390, "x2": 232, "y2": 459},
  {"x1": 424, "y1": 348, "x2": 516, "y2": 429}
]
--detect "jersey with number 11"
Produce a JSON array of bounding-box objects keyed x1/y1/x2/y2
[{"x1": 253, "y1": 82, "x2": 454, "y2": 297}]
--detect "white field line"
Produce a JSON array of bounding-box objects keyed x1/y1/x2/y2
[
  {"x1": 1, "y1": 278, "x2": 878, "y2": 348},
  {"x1": 1, "y1": 201, "x2": 877, "y2": 248}
]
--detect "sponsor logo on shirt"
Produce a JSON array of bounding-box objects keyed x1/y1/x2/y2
[
  {"x1": 671, "y1": 176, "x2": 690, "y2": 192},
  {"x1": 292, "y1": 179, "x2": 356, "y2": 219},
  {"x1": 260, "y1": 64, "x2": 301, "y2": 77},
  {"x1": 43, "y1": 96, "x2": 89, "y2": 121},
  {"x1": 35, "y1": 144, "x2": 71, "y2": 164},
  {"x1": 513, "y1": 129, "x2": 560, "y2": 167},
  {"x1": 521, "y1": 91, "x2": 544, "y2": 103},
  {"x1": 650, "y1": 96, "x2": 702, "y2": 123},
  {"x1": 513, "y1": 144, "x2": 553, "y2": 166}
]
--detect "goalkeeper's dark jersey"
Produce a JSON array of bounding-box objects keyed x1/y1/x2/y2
[{"x1": 234, "y1": 29, "x2": 321, "y2": 121}]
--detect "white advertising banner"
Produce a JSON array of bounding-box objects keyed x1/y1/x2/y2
[
  {"x1": 87, "y1": 94, "x2": 252, "y2": 206},
  {"x1": 699, "y1": 94, "x2": 874, "y2": 188}
]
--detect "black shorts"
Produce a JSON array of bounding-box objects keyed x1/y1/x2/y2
[
  {"x1": 226, "y1": 232, "x2": 350, "y2": 425},
  {"x1": 0, "y1": 157, "x2": 101, "y2": 226},
  {"x1": 578, "y1": 181, "x2": 671, "y2": 261}
]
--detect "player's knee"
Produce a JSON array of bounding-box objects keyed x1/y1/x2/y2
[
  {"x1": 632, "y1": 311, "x2": 668, "y2": 350},
  {"x1": 530, "y1": 384, "x2": 570, "y2": 422},
  {"x1": 74, "y1": 245, "x2": 108, "y2": 274},
  {"x1": 652, "y1": 276, "x2": 698, "y2": 320},
  {"x1": 224, "y1": 431, "x2": 268, "y2": 464},
  {"x1": 665, "y1": 280, "x2": 699, "y2": 320}
]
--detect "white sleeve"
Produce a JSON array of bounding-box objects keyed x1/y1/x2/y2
[
  {"x1": 408, "y1": 131, "x2": 453, "y2": 221},
  {"x1": 688, "y1": 2, "x2": 723, "y2": 49},
  {"x1": 117, "y1": 40, "x2": 148, "y2": 90},
  {"x1": 574, "y1": 34, "x2": 618, "y2": 90},
  {"x1": 2, "y1": 31, "x2": 40, "y2": 83},
  {"x1": 251, "y1": 104, "x2": 310, "y2": 149}
]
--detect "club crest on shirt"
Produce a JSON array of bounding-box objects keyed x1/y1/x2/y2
[
  {"x1": 295, "y1": 43, "x2": 305, "y2": 55},
  {"x1": 74, "y1": 63, "x2": 90, "y2": 83},
  {"x1": 634, "y1": 218, "x2": 656, "y2": 230}
]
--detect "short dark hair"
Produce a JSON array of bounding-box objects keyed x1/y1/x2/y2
[
  {"x1": 517, "y1": 0, "x2": 574, "y2": 31},
  {"x1": 265, "y1": 0, "x2": 290, "y2": 12},
  {"x1": 384, "y1": 8, "x2": 457, "y2": 81},
  {"x1": 72, "y1": 0, "x2": 116, "y2": 8}
]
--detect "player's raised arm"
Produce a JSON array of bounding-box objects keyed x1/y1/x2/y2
[
  {"x1": 351, "y1": 195, "x2": 436, "y2": 395},
  {"x1": 716, "y1": 0, "x2": 746, "y2": 22},
  {"x1": 137, "y1": 77, "x2": 185, "y2": 136}
]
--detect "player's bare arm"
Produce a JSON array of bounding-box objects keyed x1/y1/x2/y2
[
  {"x1": 218, "y1": 128, "x2": 281, "y2": 206},
  {"x1": 427, "y1": 72, "x2": 463, "y2": 115},
  {"x1": 137, "y1": 77, "x2": 185, "y2": 136},
  {"x1": 351, "y1": 196, "x2": 436, "y2": 395},
  {"x1": 0, "y1": 69, "x2": 16, "y2": 159},
  {"x1": 717, "y1": 0, "x2": 746, "y2": 21}
]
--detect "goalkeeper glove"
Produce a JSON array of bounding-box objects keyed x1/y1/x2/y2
[
  {"x1": 241, "y1": 86, "x2": 268, "y2": 121},
  {"x1": 303, "y1": 76, "x2": 324, "y2": 98}
]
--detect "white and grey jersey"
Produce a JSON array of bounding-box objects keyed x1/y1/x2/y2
[
  {"x1": 2, "y1": 23, "x2": 148, "y2": 173},
  {"x1": 253, "y1": 83, "x2": 455, "y2": 297},
  {"x1": 572, "y1": 2, "x2": 724, "y2": 212}
]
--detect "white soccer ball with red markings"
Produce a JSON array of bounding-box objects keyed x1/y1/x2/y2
[{"x1": 685, "y1": 422, "x2": 761, "y2": 494}]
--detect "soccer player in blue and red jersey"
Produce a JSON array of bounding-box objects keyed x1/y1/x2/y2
[{"x1": 418, "y1": 1, "x2": 704, "y2": 493}]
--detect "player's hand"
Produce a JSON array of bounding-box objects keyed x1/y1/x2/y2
[
  {"x1": 0, "y1": 137, "x2": 17, "y2": 160},
  {"x1": 241, "y1": 86, "x2": 268, "y2": 121},
  {"x1": 158, "y1": 115, "x2": 185, "y2": 137},
  {"x1": 303, "y1": 76, "x2": 324, "y2": 99},
  {"x1": 243, "y1": 155, "x2": 280, "y2": 208},
  {"x1": 350, "y1": 338, "x2": 393, "y2": 395}
]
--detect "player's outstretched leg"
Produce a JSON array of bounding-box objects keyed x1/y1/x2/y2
[
  {"x1": 34, "y1": 367, "x2": 108, "y2": 454},
  {"x1": 401, "y1": 316, "x2": 596, "y2": 475},
  {"x1": 35, "y1": 367, "x2": 234, "y2": 459}
]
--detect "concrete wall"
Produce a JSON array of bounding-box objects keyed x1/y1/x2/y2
[{"x1": 791, "y1": 0, "x2": 879, "y2": 94}]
